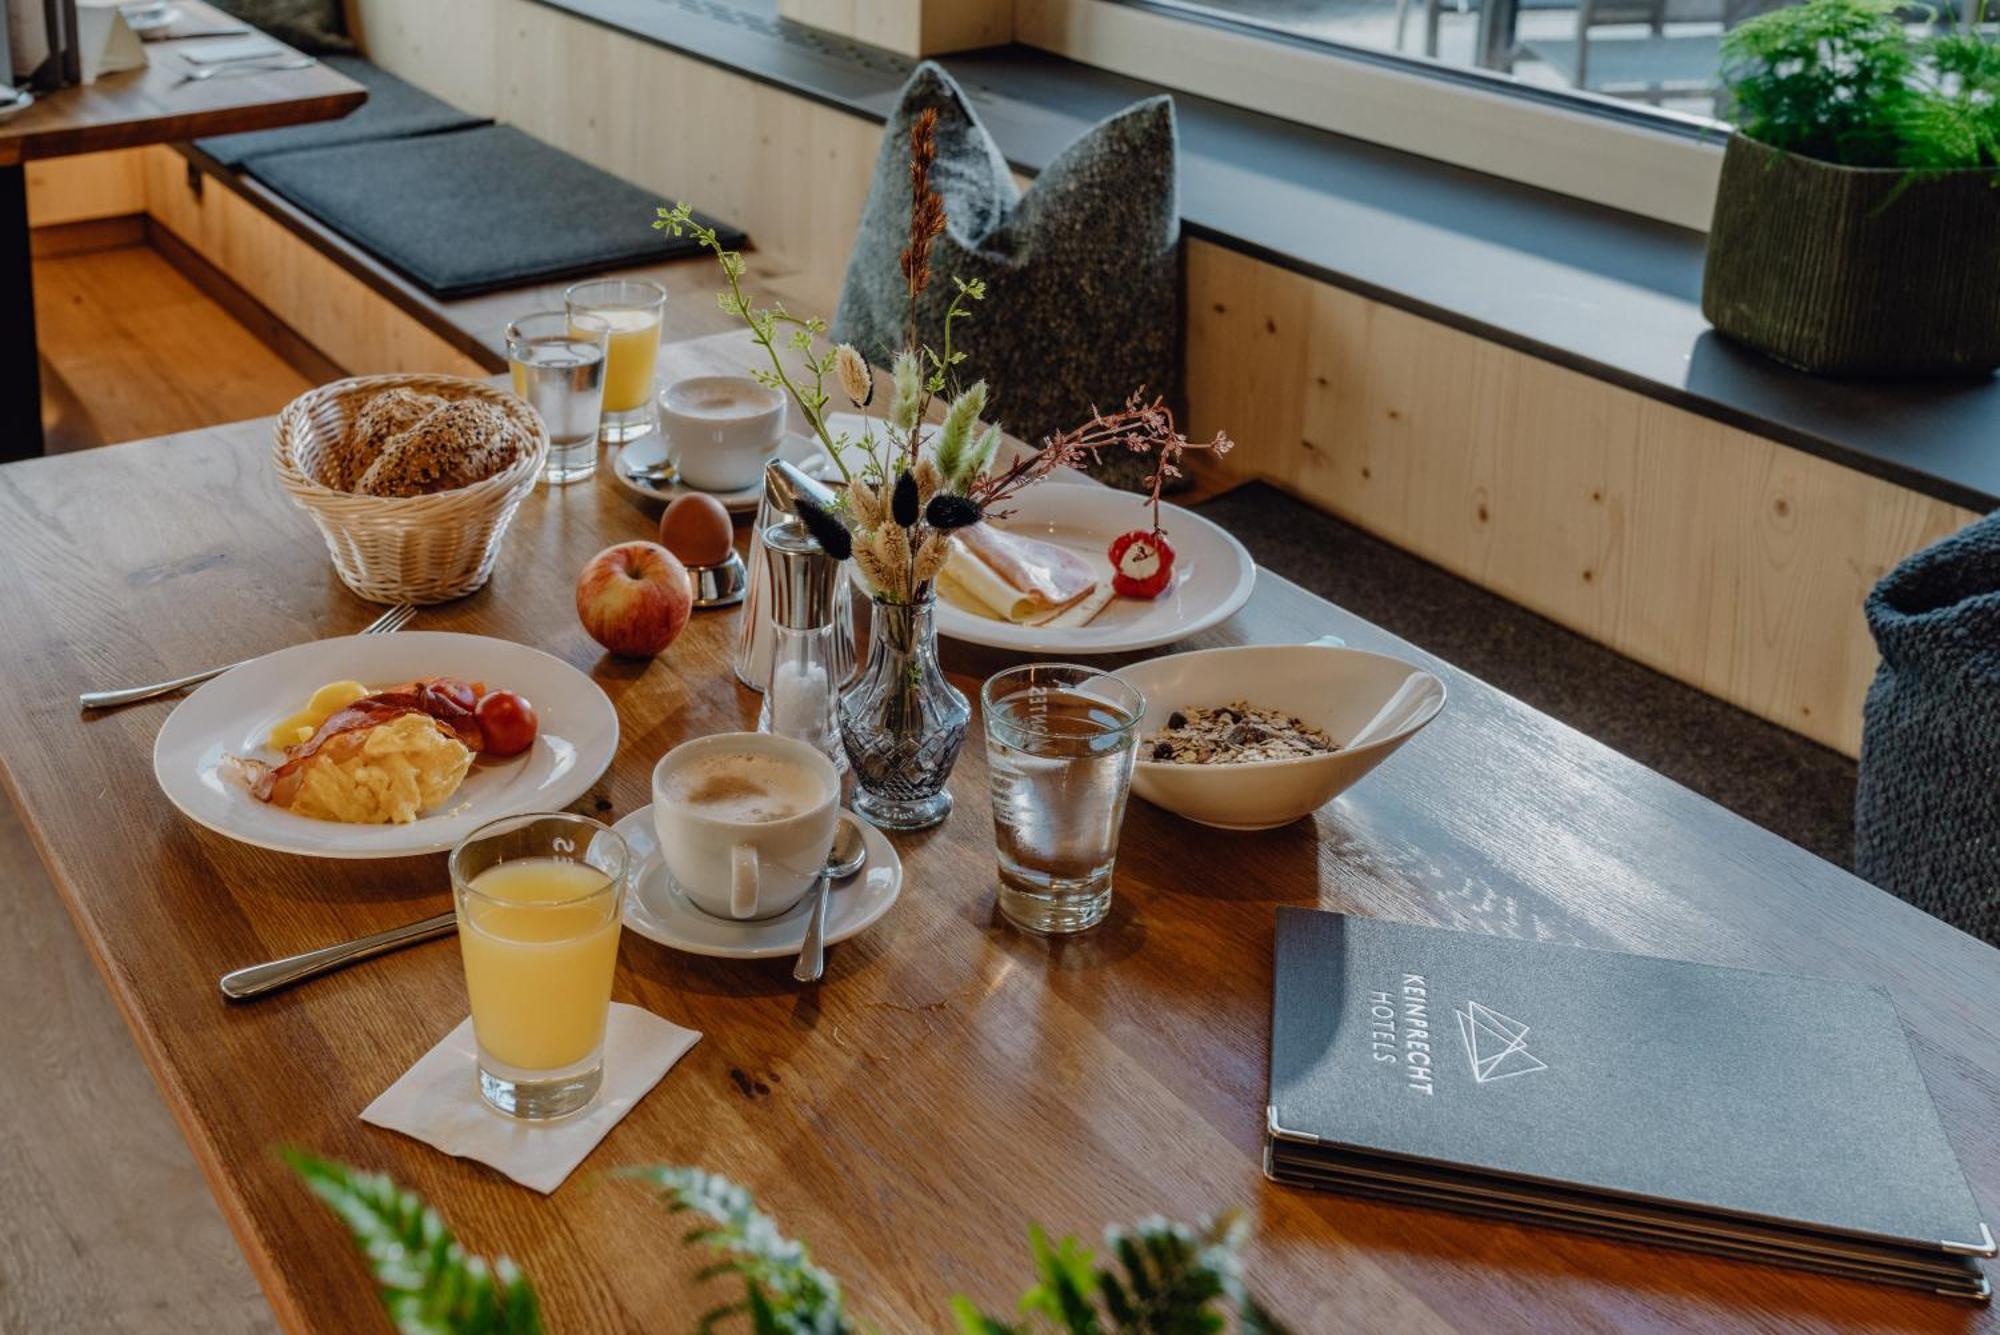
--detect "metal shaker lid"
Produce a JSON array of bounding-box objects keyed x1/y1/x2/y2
[
  {"x1": 760, "y1": 458, "x2": 838, "y2": 518},
  {"x1": 762, "y1": 519, "x2": 839, "y2": 630}
]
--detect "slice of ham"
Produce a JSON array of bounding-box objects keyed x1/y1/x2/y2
[
  {"x1": 953, "y1": 523, "x2": 1101, "y2": 622},
  {"x1": 237, "y1": 678, "x2": 484, "y2": 807}
]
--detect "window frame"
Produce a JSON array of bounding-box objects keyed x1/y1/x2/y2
[{"x1": 1013, "y1": 0, "x2": 1729, "y2": 230}]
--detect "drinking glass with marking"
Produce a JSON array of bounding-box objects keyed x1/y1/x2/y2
[
  {"x1": 449, "y1": 812, "x2": 630, "y2": 1119},
  {"x1": 982, "y1": 663, "x2": 1145, "y2": 935},
  {"x1": 507, "y1": 310, "x2": 608, "y2": 484},
  {"x1": 564, "y1": 277, "x2": 667, "y2": 444}
]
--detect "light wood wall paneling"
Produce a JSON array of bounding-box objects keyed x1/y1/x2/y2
[
  {"x1": 352, "y1": 0, "x2": 883, "y2": 317},
  {"x1": 25, "y1": 149, "x2": 147, "y2": 227},
  {"x1": 1185, "y1": 240, "x2": 1976, "y2": 757},
  {"x1": 777, "y1": 0, "x2": 1013, "y2": 55},
  {"x1": 138, "y1": 147, "x2": 489, "y2": 379}
]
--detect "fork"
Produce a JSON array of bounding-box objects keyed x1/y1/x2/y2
[
  {"x1": 79, "y1": 604, "x2": 416, "y2": 712},
  {"x1": 178, "y1": 57, "x2": 316, "y2": 82}
]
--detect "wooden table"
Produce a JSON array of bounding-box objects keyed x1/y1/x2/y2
[
  {"x1": 2, "y1": 333, "x2": 1996, "y2": 1334},
  {"x1": 3, "y1": 2, "x2": 365, "y2": 458}
]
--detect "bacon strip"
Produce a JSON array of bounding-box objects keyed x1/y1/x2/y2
[{"x1": 238, "y1": 678, "x2": 485, "y2": 806}]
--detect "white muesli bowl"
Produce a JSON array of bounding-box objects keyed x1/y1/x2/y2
[{"x1": 1114, "y1": 643, "x2": 1446, "y2": 830}]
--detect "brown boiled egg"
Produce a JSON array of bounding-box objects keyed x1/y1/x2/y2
[{"x1": 657, "y1": 492, "x2": 736, "y2": 568}]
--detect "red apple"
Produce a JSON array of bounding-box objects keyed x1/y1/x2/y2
[{"x1": 575, "y1": 542, "x2": 692, "y2": 658}]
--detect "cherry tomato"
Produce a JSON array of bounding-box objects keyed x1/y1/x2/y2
[{"x1": 475, "y1": 690, "x2": 539, "y2": 757}]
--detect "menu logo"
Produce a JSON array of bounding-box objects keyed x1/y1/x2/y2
[{"x1": 1455, "y1": 1001, "x2": 1547, "y2": 1083}]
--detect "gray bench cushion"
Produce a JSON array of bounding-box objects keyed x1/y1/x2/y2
[
  {"x1": 196, "y1": 56, "x2": 491, "y2": 168},
  {"x1": 244, "y1": 125, "x2": 746, "y2": 299}
]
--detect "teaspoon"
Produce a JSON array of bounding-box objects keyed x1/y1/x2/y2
[{"x1": 793, "y1": 815, "x2": 868, "y2": 983}]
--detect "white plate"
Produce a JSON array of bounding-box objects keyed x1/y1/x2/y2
[
  {"x1": 612, "y1": 430, "x2": 835, "y2": 513},
  {"x1": 615, "y1": 806, "x2": 902, "y2": 959},
  {"x1": 0, "y1": 91, "x2": 32, "y2": 123},
  {"x1": 152, "y1": 632, "x2": 619, "y2": 859},
  {"x1": 909, "y1": 482, "x2": 1257, "y2": 655},
  {"x1": 122, "y1": 4, "x2": 181, "y2": 33}
]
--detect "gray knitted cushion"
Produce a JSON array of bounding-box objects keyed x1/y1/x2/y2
[
  {"x1": 831, "y1": 63, "x2": 1179, "y2": 489},
  {"x1": 1855, "y1": 511, "x2": 2000, "y2": 944},
  {"x1": 210, "y1": 0, "x2": 353, "y2": 52}
]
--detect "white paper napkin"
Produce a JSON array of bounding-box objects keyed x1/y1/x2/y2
[{"x1": 362, "y1": 1004, "x2": 700, "y2": 1194}]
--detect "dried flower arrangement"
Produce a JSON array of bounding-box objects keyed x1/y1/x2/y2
[{"x1": 657, "y1": 108, "x2": 1232, "y2": 605}]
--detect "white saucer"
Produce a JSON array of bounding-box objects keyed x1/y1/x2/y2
[
  {"x1": 0, "y1": 91, "x2": 32, "y2": 123},
  {"x1": 612, "y1": 430, "x2": 836, "y2": 513},
  {"x1": 613, "y1": 807, "x2": 902, "y2": 959}
]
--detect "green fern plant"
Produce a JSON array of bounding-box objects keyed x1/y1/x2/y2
[
  {"x1": 615, "y1": 1165, "x2": 858, "y2": 1334},
  {"x1": 951, "y1": 1214, "x2": 1289, "y2": 1335},
  {"x1": 284, "y1": 1149, "x2": 543, "y2": 1335},
  {"x1": 292, "y1": 1154, "x2": 1286, "y2": 1334},
  {"x1": 1721, "y1": 0, "x2": 2000, "y2": 174}
]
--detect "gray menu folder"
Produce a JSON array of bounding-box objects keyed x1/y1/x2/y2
[{"x1": 1266, "y1": 908, "x2": 1995, "y2": 1298}]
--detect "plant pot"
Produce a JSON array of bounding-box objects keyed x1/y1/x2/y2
[{"x1": 1701, "y1": 134, "x2": 2000, "y2": 377}]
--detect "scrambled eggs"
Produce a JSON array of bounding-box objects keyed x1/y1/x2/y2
[{"x1": 286, "y1": 713, "x2": 473, "y2": 825}]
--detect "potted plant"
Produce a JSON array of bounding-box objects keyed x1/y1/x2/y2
[{"x1": 1702, "y1": 0, "x2": 2000, "y2": 376}]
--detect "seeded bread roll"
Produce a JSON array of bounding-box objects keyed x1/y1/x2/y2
[
  {"x1": 321, "y1": 388, "x2": 445, "y2": 491},
  {"x1": 352, "y1": 399, "x2": 528, "y2": 498}
]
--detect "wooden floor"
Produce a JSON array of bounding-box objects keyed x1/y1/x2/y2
[
  {"x1": 34, "y1": 238, "x2": 309, "y2": 451},
  {"x1": 6, "y1": 238, "x2": 279, "y2": 1332}
]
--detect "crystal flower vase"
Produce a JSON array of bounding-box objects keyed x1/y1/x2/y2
[{"x1": 839, "y1": 589, "x2": 969, "y2": 830}]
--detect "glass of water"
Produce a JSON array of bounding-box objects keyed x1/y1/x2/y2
[
  {"x1": 982, "y1": 663, "x2": 1145, "y2": 935},
  {"x1": 507, "y1": 310, "x2": 608, "y2": 485}
]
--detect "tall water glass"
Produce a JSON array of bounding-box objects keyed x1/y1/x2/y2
[
  {"x1": 450, "y1": 813, "x2": 630, "y2": 1120},
  {"x1": 507, "y1": 310, "x2": 608, "y2": 485},
  {"x1": 565, "y1": 277, "x2": 666, "y2": 444},
  {"x1": 982, "y1": 664, "x2": 1145, "y2": 935}
]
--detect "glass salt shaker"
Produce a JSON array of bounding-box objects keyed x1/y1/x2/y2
[
  {"x1": 734, "y1": 459, "x2": 857, "y2": 691},
  {"x1": 757, "y1": 519, "x2": 847, "y2": 772}
]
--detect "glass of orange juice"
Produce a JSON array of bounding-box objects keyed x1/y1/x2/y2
[
  {"x1": 564, "y1": 277, "x2": 666, "y2": 445},
  {"x1": 449, "y1": 812, "x2": 630, "y2": 1120}
]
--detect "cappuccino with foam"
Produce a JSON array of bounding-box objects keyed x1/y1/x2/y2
[
  {"x1": 660, "y1": 751, "x2": 824, "y2": 824},
  {"x1": 652, "y1": 732, "x2": 841, "y2": 921},
  {"x1": 658, "y1": 374, "x2": 786, "y2": 492}
]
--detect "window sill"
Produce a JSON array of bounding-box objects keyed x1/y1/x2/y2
[{"x1": 534, "y1": 0, "x2": 2000, "y2": 513}]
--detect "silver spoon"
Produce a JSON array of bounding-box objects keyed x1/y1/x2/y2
[
  {"x1": 179, "y1": 56, "x2": 316, "y2": 82},
  {"x1": 793, "y1": 815, "x2": 868, "y2": 983},
  {"x1": 219, "y1": 909, "x2": 455, "y2": 1001},
  {"x1": 623, "y1": 458, "x2": 678, "y2": 485}
]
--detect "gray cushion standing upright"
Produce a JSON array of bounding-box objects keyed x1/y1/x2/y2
[
  {"x1": 1855, "y1": 511, "x2": 2000, "y2": 944},
  {"x1": 831, "y1": 62, "x2": 1180, "y2": 478}
]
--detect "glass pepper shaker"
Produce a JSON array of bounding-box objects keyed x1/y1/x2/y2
[{"x1": 757, "y1": 518, "x2": 847, "y2": 772}]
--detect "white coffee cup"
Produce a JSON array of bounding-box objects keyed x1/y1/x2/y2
[
  {"x1": 651, "y1": 732, "x2": 839, "y2": 921},
  {"x1": 658, "y1": 375, "x2": 786, "y2": 492}
]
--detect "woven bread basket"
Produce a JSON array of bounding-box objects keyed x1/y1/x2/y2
[{"x1": 274, "y1": 374, "x2": 549, "y2": 605}]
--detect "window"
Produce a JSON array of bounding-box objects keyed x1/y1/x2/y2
[
  {"x1": 1137, "y1": 0, "x2": 1744, "y2": 122},
  {"x1": 1014, "y1": 0, "x2": 1765, "y2": 227}
]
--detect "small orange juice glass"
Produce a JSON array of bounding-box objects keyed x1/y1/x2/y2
[{"x1": 450, "y1": 813, "x2": 630, "y2": 1119}]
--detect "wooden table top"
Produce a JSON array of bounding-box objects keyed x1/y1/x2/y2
[
  {"x1": 2, "y1": 332, "x2": 1996, "y2": 1333},
  {"x1": 0, "y1": 2, "x2": 365, "y2": 168}
]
